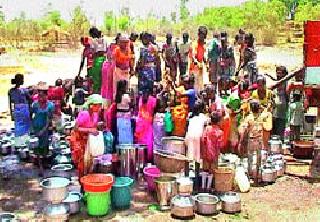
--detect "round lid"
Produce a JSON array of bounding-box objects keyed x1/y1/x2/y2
[
  {"x1": 196, "y1": 194, "x2": 219, "y2": 204},
  {"x1": 43, "y1": 204, "x2": 69, "y2": 216},
  {"x1": 40, "y1": 177, "x2": 70, "y2": 188},
  {"x1": 51, "y1": 164, "x2": 73, "y2": 171}
]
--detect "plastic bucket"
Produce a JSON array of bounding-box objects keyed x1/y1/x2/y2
[
  {"x1": 86, "y1": 191, "x2": 111, "y2": 216},
  {"x1": 111, "y1": 177, "x2": 134, "y2": 209},
  {"x1": 80, "y1": 174, "x2": 114, "y2": 192},
  {"x1": 214, "y1": 167, "x2": 234, "y2": 192},
  {"x1": 143, "y1": 166, "x2": 161, "y2": 192}
]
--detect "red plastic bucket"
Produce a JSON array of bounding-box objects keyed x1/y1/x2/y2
[
  {"x1": 143, "y1": 166, "x2": 161, "y2": 192},
  {"x1": 80, "y1": 173, "x2": 114, "y2": 192}
]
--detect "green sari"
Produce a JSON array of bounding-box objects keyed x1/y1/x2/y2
[{"x1": 88, "y1": 56, "x2": 106, "y2": 94}]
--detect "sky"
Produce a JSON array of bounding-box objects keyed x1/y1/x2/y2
[{"x1": 0, "y1": 0, "x2": 247, "y2": 26}]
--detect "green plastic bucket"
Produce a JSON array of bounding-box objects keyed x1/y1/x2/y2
[
  {"x1": 86, "y1": 191, "x2": 111, "y2": 216},
  {"x1": 111, "y1": 177, "x2": 134, "y2": 209}
]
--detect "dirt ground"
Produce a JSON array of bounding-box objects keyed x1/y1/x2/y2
[{"x1": 1, "y1": 162, "x2": 319, "y2": 222}]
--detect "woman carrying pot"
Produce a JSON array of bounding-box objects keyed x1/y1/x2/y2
[
  {"x1": 31, "y1": 90, "x2": 55, "y2": 176},
  {"x1": 69, "y1": 94, "x2": 105, "y2": 177},
  {"x1": 8, "y1": 74, "x2": 32, "y2": 146}
]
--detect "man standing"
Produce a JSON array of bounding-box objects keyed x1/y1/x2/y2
[
  {"x1": 218, "y1": 32, "x2": 235, "y2": 91},
  {"x1": 162, "y1": 33, "x2": 178, "y2": 82},
  {"x1": 178, "y1": 33, "x2": 191, "y2": 79},
  {"x1": 207, "y1": 33, "x2": 220, "y2": 92},
  {"x1": 272, "y1": 66, "x2": 289, "y2": 140},
  {"x1": 190, "y1": 26, "x2": 208, "y2": 92}
]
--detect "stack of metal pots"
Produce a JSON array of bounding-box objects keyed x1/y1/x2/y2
[
  {"x1": 40, "y1": 176, "x2": 82, "y2": 220},
  {"x1": 170, "y1": 177, "x2": 195, "y2": 220},
  {"x1": 40, "y1": 177, "x2": 70, "y2": 221}
]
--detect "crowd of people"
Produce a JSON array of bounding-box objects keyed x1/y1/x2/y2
[{"x1": 8, "y1": 26, "x2": 306, "y2": 179}]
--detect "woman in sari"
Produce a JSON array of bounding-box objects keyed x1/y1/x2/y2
[
  {"x1": 88, "y1": 28, "x2": 106, "y2": 94},
  {"x1": 113, "y1": 36, "x2": 132, "y2": 100},
  {"x1": 135, "y1": 91, "x2": 156, "y2": 162},
  {"x1": 101, "y1": 44, "x2": 116, "y2": 104},
  {"x1": 69, "y1": 94, "x2": 104, "y2": 177},
  {"x1": 137, "y1": 33, "x2": 156, "y2": 94},
  {"x1": 8, "y1": 74, "x2": 31, "y2": 146}
]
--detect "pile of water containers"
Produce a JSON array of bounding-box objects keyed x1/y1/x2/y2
[{"x1": 0, "y1": 129, "x2": 40, "y2": 179}]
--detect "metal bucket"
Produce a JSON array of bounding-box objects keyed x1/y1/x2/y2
[
  {"x1": 135, "y1": 144, "x2": 147, "y2": 172},
  {"x1": 155, "y1": 176, "x2": 177, "y2": 210},
  {"x1": 40, "y1": 177, "x2": 70, "y2": 203},
  {"x1": 116, "y1": 144, "x2": 136, "y2": 178},
  {"x1": 162, "y1": 137, "x2": 185, "y2": 155}
]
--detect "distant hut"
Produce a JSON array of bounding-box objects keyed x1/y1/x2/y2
[{"x1": 41, "y1": 25, "x2": 71, "y2": 51}]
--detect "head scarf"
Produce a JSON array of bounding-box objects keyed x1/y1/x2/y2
[{"x1": 83, "y1": 94, "x2": 104, "y2": 110}]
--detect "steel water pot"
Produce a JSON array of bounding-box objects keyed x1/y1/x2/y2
[
  {"x1": 155, "y1": 176, "x2": 177, "y2": 210},
  {"x1": 161, "y1": 136, "x2": 185, "y2": 155},
  {"x1": 1, "y1": 143, "x2": 11, "y2": 155},
  {"x1": 261, "y1": 166, "x2": 276, "y2": 183},
  {"x1": 269, "y1": 135, "x2": 282, "y2": 154},
  {"x1": 221, "y1": 192, "x2": 241, "y2": 214},
  {"x1": 43, "y1": 203, "x2": 69, "y2": 222},
  {"x1": 63, "y1": 191, "x2": 82, "y2": 214},
  {"x1": 40, "y1": 177, "x2": 70, "y2": 203},
  {"x1": 29, "y1": 136, "x2": 39, "y2": 150},
  {"x1": 194, "y1": 193, "x2": 219, "y2": 215},
  {"x1": 176, "y1": 177, "x2": 193, "y2": 195},
  {"x1": 0, "y1": 213, "x2": 18, "y2": 222},
  {"x1": 116, "y1": 144, "x2": 136, "y2": 178},
  {"x1": 171, "y1": 195, "x2": 195, "y2": 219},
  {"x1": 19, "y1": 147, "x2": 29, "y2": 160}
]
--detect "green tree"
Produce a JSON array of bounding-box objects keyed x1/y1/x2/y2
[
  {"x1": 69, "y1": 6, "x2": 90, "y2": 42},
  {"x1": 118, "y1": 15, "x2": 129, "y2": 31},
  {"x1": 180, "y1": 0, "x2": 190, "y2": 21},
  {"x1": 104, "y1": 11, "x2": 114, "y2": 35}
]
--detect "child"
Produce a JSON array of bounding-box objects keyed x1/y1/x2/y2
[
  {"x1": 201, "y1": 112, "x2": 223, "y2": 192},
  {"x1": 185, "y1": 101, "x2": 207, "y2": 191},
  {"x1": 48, "y1": 79, "x2": 65, "y2": 131},
  {"x1": 226, "y1": 93, "x2": 241, "y2": 154},
  {"x1": 288, "y1": 93, "x2": 304, "y2": 142},
  {"x1": 31, "y1": 90, "x2": 55, "y2": 176},
  {"x1": 184, "y1": 75, "x2": 196, "y2": 112}
]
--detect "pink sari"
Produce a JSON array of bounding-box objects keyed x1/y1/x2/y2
[
  {"x1": 135, "y1": 96, "x2": 156, "y2": 162},
  {"x1": 101, "y1": 60, "x2": 115, "y2": 103}
]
